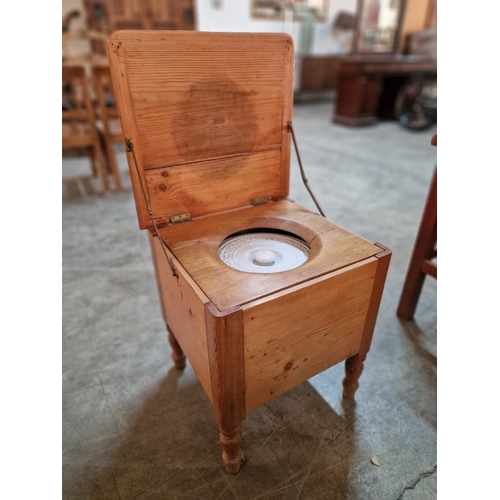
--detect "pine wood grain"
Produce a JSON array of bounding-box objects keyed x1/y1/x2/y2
[
  {"x1": 146, "y1": 150, "x2": 285, "y2": 222},
  {"x1": 242, "y1": 258, "x2": 378, "y2": 412},
  {"x1": 107, "y1": 31, "x2": 294, "y2": 229},
  {"x1": 205, "y1": 303, "x2": 246, "y2": 428}
]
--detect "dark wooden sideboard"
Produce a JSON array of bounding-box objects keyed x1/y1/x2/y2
[{"x1": 332, "y1": 54, "x2": 437, "y2": 126}]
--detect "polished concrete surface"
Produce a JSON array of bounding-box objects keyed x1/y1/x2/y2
[{"x1": 62, "y1": 102, "x2": 437, "y2": 499}]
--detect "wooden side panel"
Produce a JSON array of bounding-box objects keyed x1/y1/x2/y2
[
  {"x1": 242, "y1": 258, "x2": 378, "y2": 412},
  {"x1": 149, "y1": 234, "x2": 213, "y2": 402},
  {"x1": 147, "y1": 150, "x2": 284, "y2": 221}
]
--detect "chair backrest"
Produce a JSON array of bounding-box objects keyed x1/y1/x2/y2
[
  {"x1": 62, "y1": 65, "x2": 95, "y2": 125},
  {"x1": 105, "y1": 0, "x2": 145, "y2": 30},
  {"x1": 84, "y1": 0, "x2": 196, "y2": 36},
  {"x1": 92, "y1": 64, "x2": 120, "y2": 126},
  {"x1": 145, "y1": 0, "x2": 180, "y2": 30}
]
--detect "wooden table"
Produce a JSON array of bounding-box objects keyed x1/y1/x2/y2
[{"x1": 332, "y1": 54, "x2": 437, "y2": 127}]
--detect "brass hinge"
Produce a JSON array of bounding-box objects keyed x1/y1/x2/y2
[
  {"x1": 170, "y1": 213, "x2": 192, "y2": 224},
  {"x1": 252, "y1": 196, "x2": 269, "y2": 206}
]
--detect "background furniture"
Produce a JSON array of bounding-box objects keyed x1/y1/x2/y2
[
  {"x1": 332, "y1": 53, "x2": 437, "y2": 126},
  {"x1": 331, "y1": 0, "x2": 437, "y2": 126},
  {"x1": 92, "y1": 64, "x2": 124, "y2": 192},
  {"x1": 293, "y1": 11, "x2": 354, "y2": 98},
  {"x1": 352, "y1": 0, "x2": 407, "y2": 54},
  {"x1": 84, "y1": 0, "x2": 196, "y2": 55},
  {"x1": 64, "y1": 0, "x2": 199, "y2": 192},
  {"x1": 397, "y1": 134, "x2": 437, "y2": 319},
  {"x1": 63, "y1": 64, "x2": 110, "y2": 194},
  {"x1": 296, "y1": 54, "x2": 340, "y2": 94}
]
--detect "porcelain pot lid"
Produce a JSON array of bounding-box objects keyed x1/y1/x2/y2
[{"x1": 218, "y1": 232, "x2": 310, "y2": 274}]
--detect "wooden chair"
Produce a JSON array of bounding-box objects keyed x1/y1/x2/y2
[
  {"x1": 92, "y1": 64, "x2": 124, "y2": 191},
  {"x1": 63, "y1": 65, "x2": 110, "y2": 194},
  {"x1": 397, "y1": 134, "x2": 437, "y2": 319},
  {"x1": 83, "y1": 0, "x2": 196, "y2": 56}
]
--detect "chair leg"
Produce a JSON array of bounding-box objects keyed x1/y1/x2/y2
[
  {"x1": 92, "y1": 142, "x2": 110, "y2": 195},
  {"x1": 342, "y1": 354, "x2": 366, "y2": 399},
  {"x1": 397, "y1": 169, "x2": 437, "y2": 320},
  {"x1": 105, "y1": 140, "x2": 123, "y2": 192},
  {"x1": 219, "y1": 425, "x2": 244, "y2": 474},
  {"x1": 88, "y1": 146, "x2": 98, "y2": 177},
  {"x1": 397, "y1": 265, "x2": 427, "y2": 320},
  {"x1": 167, "y1": 326, "x2": 186, "y2": 369}
]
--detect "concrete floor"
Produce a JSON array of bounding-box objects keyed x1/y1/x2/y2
[{"x1": 62, "y1": 102, "x2": 437, "y2": 499}]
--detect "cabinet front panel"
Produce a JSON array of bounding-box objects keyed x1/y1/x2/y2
[{"x1": 243, "y1": 258, "x2": 378, "y2": 412}]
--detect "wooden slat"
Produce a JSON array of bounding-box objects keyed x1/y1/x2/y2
[
  {"x1": 158, "y1": 199, "x2": 381, "y2": 311},
  {"x1": 242, "y1": 258, "x2": 378, "y2": 412},
  {"x1": 147, "y1": 150, "x2": 284, "y2": 221}
]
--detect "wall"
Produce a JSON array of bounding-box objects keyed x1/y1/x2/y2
[
  {"x1": 195, "y1": 0, "x2": 357, "y2": 55},
  {"x1": 62, "y1": 0, "x2": 91, "y2": 59},
  {"x1": 401, "y1": 0, "x2": 433, "y2": 44},
  {"x1": 63, "y1": 0, "x2": 358, "y2": 55},
  {"x1": 63, "y1": 0, "x2": 86, "y2": 30},
  {"x1": 63, "y1": 0, "x2": 434, "y2": 56}
]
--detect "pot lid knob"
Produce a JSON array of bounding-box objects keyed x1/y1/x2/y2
[{"x1": 253, "y1": 250, "x2": 275, "y2": 266}]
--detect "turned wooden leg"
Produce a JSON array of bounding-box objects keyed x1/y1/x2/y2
[
  {"x1": 342, "y1": 354, "x2": 366, "y2": 399},
  {"x1": 206, "y1": 304, "x2": 246, "y2": 474},
  {"x1": 167, "y1": 327, "x2": 186, "y2": 369},
  {"x1": 219, "y1": 425, "x2": 244, "y2": 474}
]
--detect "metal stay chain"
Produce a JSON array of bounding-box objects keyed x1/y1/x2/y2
[
  {"x1": 125, "y1": 138, "x2": 178, "y2": 278},
  {"x1": 288, "y1": 122, "x2": 326, "y2": 218}
]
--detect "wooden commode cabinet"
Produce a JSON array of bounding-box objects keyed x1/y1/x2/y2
[{"x1": 108, "y1": 31, "x2": 391, "y2": 473}]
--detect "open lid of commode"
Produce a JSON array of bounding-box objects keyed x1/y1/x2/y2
[{"x1": 107, "y1": 31, "x2": 294, "y2": 230}]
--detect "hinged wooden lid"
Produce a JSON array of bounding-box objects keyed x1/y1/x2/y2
[{"x1": 107, "y1": 31, "x2": 294, "y2": 229}]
